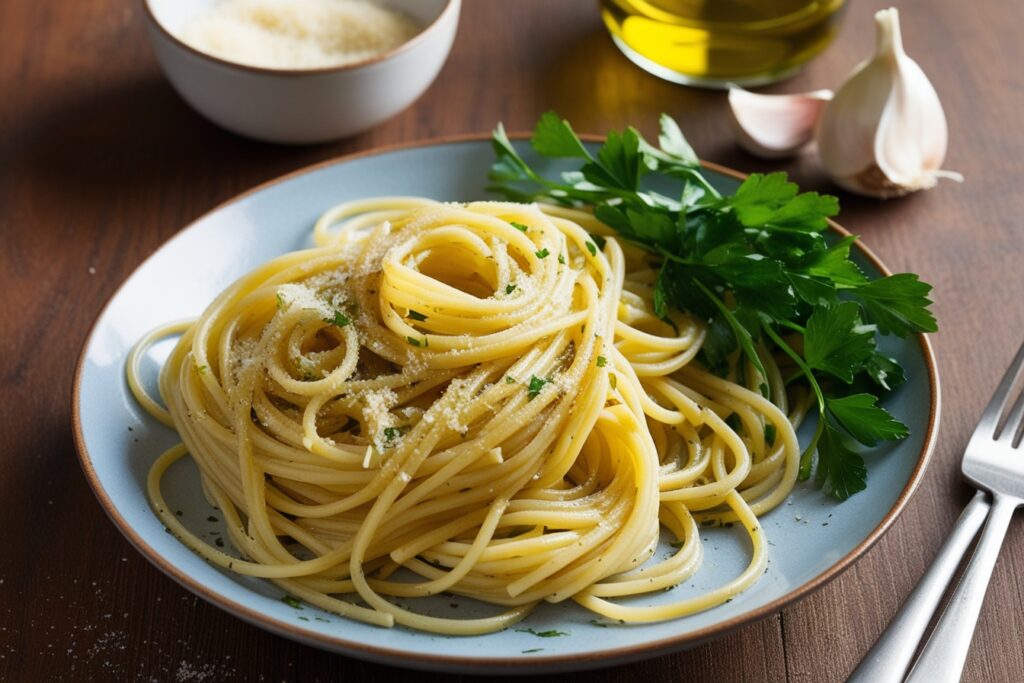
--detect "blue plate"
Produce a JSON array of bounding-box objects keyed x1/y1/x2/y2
[{"x1": 72, "y1": 138, "x2": 939, "y2": 673}]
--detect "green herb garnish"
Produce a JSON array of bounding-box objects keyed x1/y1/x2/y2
[
  {"x1": 527, "y1": 375, "x2": 550, "y2": 401},
  {"x1": 489, "y1": 112, "x2": 936, "y2": 499},
  {"x1": 596, "y1": 356, "x2": 607, "y2": 368},
  {"x1": 408, "y1": 310, "x2": 428, "y2": 321},
  {"x1": 324, "y1": 310, "x2": 351, "y2": 328},
  {"x1": 535, "y1": 248, "x2": 550, "y2": 259},
  {"x1": 505, "y1": 375, "x2": 517, "y2": 384},
  {"x1": 558, "y1": 253, "x2": 566, "y2": 264},
  {"x1": 510, "y1": 221, "x2": 530, "y2": 232},
  {"x1": 406, "y1": 336, "x2": 425, "y2": 348},
  {"x1": 281, "y1": 595, "x2": 303, "y2": 609},
  {"x1": 505, "y1": 283, "x2": 517, "y2": 295},
  {"x1": 516, "y1": 627, "x2": 568, "y2": 638},
  {"x1": 382, "y1": 426, "x2": 405, "y2": 444}
]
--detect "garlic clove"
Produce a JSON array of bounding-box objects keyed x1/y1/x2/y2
[
  {"x1": 816, "y1": 8, "x2": 962, "y2": 198},
  {"x1": 727, "y1": 87, "x2": 833, "y2": 159}
]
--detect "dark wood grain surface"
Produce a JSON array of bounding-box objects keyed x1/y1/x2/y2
[{"x1": 2, "y1": 0, "x2": 1022, "y2": 680}]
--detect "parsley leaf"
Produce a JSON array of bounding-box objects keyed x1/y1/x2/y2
[
  {"x1": 815, "y1": 422, "x2": 868, "y2": 500},
  {"x1": 535, "y1": 248, "x2": 550, "y2": 259},
  {"x1": 726, "y1": 172, "x2": 838, "y2": 232},
  {"x1": 510, "y1": 221, "x2": 530, "y2": 232},
  {"x1": 826, "y1": 394, "x2": 909, "y2": 446},
  {"x1": 852, "y1": 274, "x2": 937, "y2": 337},
  {"x1": 804, "y1": 302, "x2": 876, "y2": 383},
  {"x1": 862, "y1": 351, "x2": 906, "y2": 392},
  {"x1": 408, "y1": 310, "x2": 427, "y2": 321},
  {"x1": 531, "y1": 111, "x2": 591, "y2": 159}
]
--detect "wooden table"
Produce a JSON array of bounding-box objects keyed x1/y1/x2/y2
[{"x1": 2, "y1": 0, "x2": 1022, "y2": 680}]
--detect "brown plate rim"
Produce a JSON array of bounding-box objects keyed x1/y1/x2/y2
[
  {"x1": 71, "y1": 132, "x2": 940, "y2": 671},
  {"x1": 141, "y1": 0, "x2": 459, "y2": 77}
]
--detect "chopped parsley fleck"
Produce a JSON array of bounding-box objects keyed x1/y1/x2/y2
[
  {"x1": 406, "y1": 336, "x2": 425, "y2": 348},
  {"x1": 297, "y1": 616, "x2": 309, "y2": 622},
  {"x1": 585, "y1": 241, "x2": 598, "y2": 257},
  {"x1": 505, "y1": 283, "x2": 517, "y2": 295},
  {"x1": 275, "y1": 292, "x2": 285, "y2": 311},
  {"x1": 527, "y1": 375, "x2": 551, "y2": 401},
  {"x1": 382, "y1": 426, "x2": 407, "y2": 444},
  {"x1": 281, "y1": 595, "x2": 303, "y2": 609},
  {"x1": 505, "y1": 375, "x2": 516, "y2": 384},
  {"x1": 596, "y1": 356, "x2": 607, "y2": 368},
  {"x1": 408, "y1": 309, "x2": 428, "y2": 321},
  {"x1": 324, "y1": 310, "x2": 351, "y2": 328},
  {"x1": 516, "y1": 627, "x2": 568, "y2": 638},
  {"x1": 558, "y1": 254, "x2": 566, "y2": 264},
  {"x1": 510, "y1": 221, "x2": 530, "y2": 232},
  {"x1": 197, "y1": 364, "x2": 207, "y2": 375},
  {"x1": 535, "y1": 248, "x2": 550, "y2": 259}
]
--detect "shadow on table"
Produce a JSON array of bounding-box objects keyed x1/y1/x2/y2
[{"x1": 6, "y1": 76, "x2": 330, "y2": 220}]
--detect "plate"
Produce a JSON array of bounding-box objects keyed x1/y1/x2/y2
[{"x1": 72, "y1": 137, "x2": 939, "y2": 673}]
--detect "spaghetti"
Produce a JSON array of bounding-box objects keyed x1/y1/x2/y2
[{"x1": 128, "y1": 198, "x2": 806, "y2": 635}]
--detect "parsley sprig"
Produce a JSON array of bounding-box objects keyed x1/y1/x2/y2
[{"x1": 488, "y1": 112, "x2": 936, "y2": 500}]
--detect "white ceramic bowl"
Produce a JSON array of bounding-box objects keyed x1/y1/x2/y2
[{"x1": 143, "y1": 0, "x2": 460, "y2": 143}]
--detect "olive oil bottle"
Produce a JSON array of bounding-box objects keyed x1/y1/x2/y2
[{"x1": 601, "y1": 0, "x2": 847, "y2": 87}]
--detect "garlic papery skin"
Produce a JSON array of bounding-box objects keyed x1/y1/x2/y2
[
  {"x1": 728, "y1": 87, "x2": 833, "y2": 159},
  {"x1": 816, "y1": 8, "x2": 962, "y2": 198}
]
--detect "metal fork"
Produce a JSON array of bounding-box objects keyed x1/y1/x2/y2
[{"x1": 850, "y1": 340, "x2": 1024, "y2": 683}]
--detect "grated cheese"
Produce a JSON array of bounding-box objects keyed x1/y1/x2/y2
[{"x1": 178, "y1": 0, "x2": 421, "y2": 70}]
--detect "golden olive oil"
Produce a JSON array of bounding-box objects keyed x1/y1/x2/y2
[{"x1": 601, "y1": 0, "x2": 847, "y2": 87}]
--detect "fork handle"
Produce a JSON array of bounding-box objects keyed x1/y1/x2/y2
[
  {"x1": 905, "y1": 492, "x2": 1019, "y2": 683},
  {"x1": 846, "y1": 490, "x2": 989, "y2": 683}
]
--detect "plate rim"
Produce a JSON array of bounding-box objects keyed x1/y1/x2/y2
[{"x1": 71, "y1": 133, "x2": 941, "y2": 670}]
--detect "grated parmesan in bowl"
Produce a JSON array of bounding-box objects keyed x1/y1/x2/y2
[
  {"x1": 176, "y1": 0, "x2": 422, "y2": 70},
  {"x1": 143, "y1": 0, "x2": 459, "y2": 142}
]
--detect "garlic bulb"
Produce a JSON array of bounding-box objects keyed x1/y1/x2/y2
[
  {"x1": 816, "y1": 8, "x2": 962, "y2": 197},
  {"x1": 728, "y1": 87, "x2": 833, "y2": 159}
]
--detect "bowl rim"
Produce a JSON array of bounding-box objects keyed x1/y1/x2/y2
[
  {"x1": 70, "y1": 132, "x2": 941, "y2": 672},
  {"x1": 141, "y1": 0, "x2": 460, "y2": 76}
]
